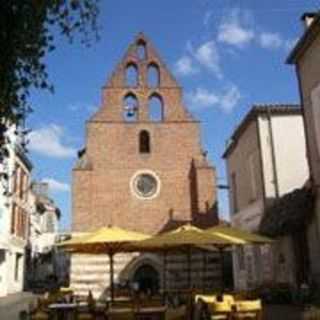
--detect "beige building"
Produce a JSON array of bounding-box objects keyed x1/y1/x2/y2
[
  {"x1": 223, "y1": 105, "x2": 310, "y2": 290},
  {"x1": 27, "y1": 182, "x2": 61, "y2": 286},
  {"x1": 287, "y1": 12, "x2": 320, "y2": 285},
  {"x1": 0, "y1": 127, "x2": 33, "y2": 297}
]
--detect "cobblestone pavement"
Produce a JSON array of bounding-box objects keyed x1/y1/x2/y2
[
  {"x1": 264, "y1": 305, "x2": 305, "y2": 320},
  {"x1": 0, "y1": 295, "x2": 307, "y2": 320},
  {"x1": 0, "y1": 292, "x2": 38, "y2": 320}
]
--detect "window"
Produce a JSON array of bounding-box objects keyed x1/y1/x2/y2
[
  {"x1": 134, "y1": 174, "x2": 157, "y2": 197},
  {"x1": 24, "y1": 176, "x2": 29, "y2": 202},
  {"x1": 137, "y1": 40, "x2": 147, "y2": 60},
  {"x1": 125, "y1": 63, "x2": 138, "y2": 87},
  {"x1": 14, "y1": 253, "x2": 22, "y2": 281},
  {"x1": 13, "y1": 165, "x2": 18, "y2": 193},
  {"x1": 147, "y1": 63, "x2": 160, "y2": 87},
  {"x1": 237, "y1": 247, "x2": 245, "y2": 271},
  {"x1": 123, "y1": 93, "x2": 139, "y2": 122},
  {"x1": 231, "y1": 172, "x2": 238, "y2": 213},
  {"x1": 311, "y1": 83, "x2": 320, "y2": 157},
  {"x1": 19, "y1": 169, "x2": 24, "y2": 199},
  {"x1": 149, "y1": 94, "x2": 163, "y2": 122},
  {"x1": 131, "y1": 170, "x2": 161, "y2": 200},
  {"x1": 17, "y1": 208, "x2": 22, "y2": 238},
  {"x1": 11, "y1": 204, "x2": 17, "y2": 235},
  {"x1": 21, "y1": 211, "x2": 28, "y2": 239},
  {"x1": 139, "y1": 130, "x2": 150, "y2": 153}
]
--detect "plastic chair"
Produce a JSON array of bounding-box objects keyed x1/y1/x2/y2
[
  {"x1": 105, "y1": 308, "x2": 135, "y2": 320},
  {"x1": 232, "y1": 300, "x2": 262, "y2": 320},
  {"x1": 30, "y1": 310, "x2": 50, "y2": 320},
  {"x1": 195, "y1": 295, "x2": 235, "y2": 320},
  {"x1": 76, "y1": 311, "x2": 96, "y2": 320},
  {"x1": 222, "y1": 295, "x2": 235, "y2": 306},
  {"x1": 195, "y1": 295, "x2": 217, "y2": 304}
]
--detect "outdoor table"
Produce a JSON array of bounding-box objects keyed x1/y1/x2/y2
[
  {"x1": 106, "y1": 296, "x2": 133, "y2": 310},
  {"x1": 107, "y1": 306, "x2": 135, "y2": 320},
  {"x1": 107, "y1": 296, "x2": 132, "y2": 302},
  {"x1": 134, "y1": 306, "x2": 167, "y2": 320},
  {"x1": 48, "y1": 303, "x2": 77, "y2": 320}
]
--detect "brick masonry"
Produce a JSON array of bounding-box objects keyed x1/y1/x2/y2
[
  {"x1": 70, "y1": 33, "x2": 220, "y2": 296},
  {"x1": 72, "y1": 33, "x2": 218, "y2": 234}
]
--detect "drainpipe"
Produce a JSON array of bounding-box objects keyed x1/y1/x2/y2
[{"x1": 267, "y1": 109, "x2": 280, "y2": 199}]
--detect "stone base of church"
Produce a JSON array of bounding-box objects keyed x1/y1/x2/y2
[{"x1": 70, "y1": 249, "x2": 223, "y2": 299}]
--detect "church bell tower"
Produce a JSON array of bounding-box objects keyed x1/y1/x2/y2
[{"x1": 72, "y1": 33, "x2": 218, "y2": 234}]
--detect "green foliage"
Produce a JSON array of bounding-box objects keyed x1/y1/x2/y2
[{"x1": 0, "y1": 0, "x2": 100, "y2": 155}]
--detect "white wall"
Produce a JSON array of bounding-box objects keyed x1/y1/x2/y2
[
  {"x1": 258, "y1": 114, "x2": 309, "y2": 198},
  {"x1": 231, "y1": 112, "x2": 309, "y2": 290},
  {"x1": 271, "y1": 115, "x2": 309, "y2": 195}
]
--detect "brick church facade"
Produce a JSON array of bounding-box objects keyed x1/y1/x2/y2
[
  {"x1": 72, "y1": 33, "x2": 218, "y2": 235},
  {"x1": 70, "y1": 34, "x2": 220, "y2": 297}
]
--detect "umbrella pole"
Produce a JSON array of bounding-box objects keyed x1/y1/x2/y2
[
  {"x1": 163, "y1": 251, "x2": 167, "y2": 303},
  {"x1": 109, "y1": 253, "x2": 114, "y2": 302},
  {"x1": 187, "y1": 246, "x2": 191, "y2": 290},
  {"x1": 202, "y1": 250, "x2": 206, "y2": 292},
  {"x1": 219, "y1": 247, "x2": 225, "y2": 292}
]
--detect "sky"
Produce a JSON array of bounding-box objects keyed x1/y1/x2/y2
[{"x1": 27, "y1": 0, "x2": 319, "y2": 231}]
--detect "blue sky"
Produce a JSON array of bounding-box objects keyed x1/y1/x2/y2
[{"x1": 27, "y1": 0, "x2": 319, "y2": 231}]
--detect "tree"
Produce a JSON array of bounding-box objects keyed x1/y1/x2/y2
[{"x1": 0, "y1": 0, "x2": 100, "y2": 162}]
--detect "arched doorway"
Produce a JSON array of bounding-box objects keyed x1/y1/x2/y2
[{"x1": 133, "y1": 264, "x2": 160, "y2": 294}]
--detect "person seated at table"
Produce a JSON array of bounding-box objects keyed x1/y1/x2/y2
[{"x1": 87, "y1": 290, "x2": 96, "y2": 311}]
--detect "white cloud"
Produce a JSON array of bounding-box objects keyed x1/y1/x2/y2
[
  {"x1": 175, "y1": 56, "x2": 198, "y2": 76},
  {"x1": 187, "y1": 85, "x2": 241, "y2": 113},
  {"x1": 175, "y1": 40, "x2": 222, "y2": 78},
  {"x1": 258, "y1": 32, "x2": 298, "y2": 51},
  {"x1": 42, "y1": 178, "x2": 70, "y2": 193},
  {"x1": 217, "y1": 8, "x2": 254, "y2": 48},
  {"x1": 187, "y1": 88, "x2": 219, "y2": 108},
  {"x1": 219, "y1": 85, "x2": 242, "y2": 113},
  {"x1": 259, "y1": 32, "x2": 283, "y2": 50},
  {"x1": 193, "y1": 41, "x2": 222, "y2": 78},
  {"x1": 68, "y1": 103, "x2": 98, "y2": 113},
  {"x1": 29, "y1": 124, "x2": 76, "y2": 158}
]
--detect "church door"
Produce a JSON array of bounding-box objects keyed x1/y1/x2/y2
[{"x1": 133, "y1": 264, "x2": 160, "y2": 294}]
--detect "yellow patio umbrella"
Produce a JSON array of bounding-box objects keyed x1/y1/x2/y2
[
  {"x1": 204, "y1": 225, "x2": 273, "y2": 290},
  {"x1": 133, "y1": 224, "x2": 246, "y2": 250},
  {"x1": 58, "y1": 226, "x2": 149, "y2": 300},
  {"x1": 132, "y1": 224, "x2": 247, "y2": 291},
  {"x1": 206, "y1": 225, "x2": 274, "y2": 245},
  {"x1": 57, "y1": 232, "x2": 91, "y2": 248}
]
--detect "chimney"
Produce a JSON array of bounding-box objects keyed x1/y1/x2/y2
[{"x1": 301, "y1": 12, "x2": 317, "y2": 28}]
